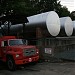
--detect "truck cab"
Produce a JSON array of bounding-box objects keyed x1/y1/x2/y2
[{"x1": 0, "y1": 36, "x2": 39, "y2": 70}]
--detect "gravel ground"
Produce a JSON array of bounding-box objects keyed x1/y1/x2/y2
[{"x1": 0, "y1": 61, "x2": 75, "y2": 75}]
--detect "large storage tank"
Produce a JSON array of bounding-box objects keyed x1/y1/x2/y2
[
  {"x1": 72, "y1": 21, "x2": 75, "y2": 36},
  {"x1": 1, "y1": 23, "x2": 23, "y2": 35},
  {"x1": 58, "y1": 17, "x2": 73, "y2": 37},
  {"x1": 8, "y1": 24, "x2": 23, "y2": 34},
  {"x1": 2, "y1": 11, "x2": 60, "y2": 37},
  {"x1": 26, "y1": 11, "x2": 60, "y2": 37}
]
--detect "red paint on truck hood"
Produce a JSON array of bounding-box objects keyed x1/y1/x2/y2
[{"x1": 9, "y1": 45, "x2": 36, "y2": 49}]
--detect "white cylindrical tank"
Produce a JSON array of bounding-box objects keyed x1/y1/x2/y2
[
  {"x1": 58, "y1": 17, "x2": 73, "y2": 36},
  {"x1": 10, "y1": 24, "x2": 23, "y2": 33},
  {"x1": 26, "y1": 11, "x2": 60, "y2": 36},
  {"x1": 2, "y1": 24, "x2": 23, "y2": 34},
  {"x1": 2, "y1": 11, "x2": 60, "y2": 37},
  {"x1": 72, "y1": 21, "x2": 75, "y2": 36}
]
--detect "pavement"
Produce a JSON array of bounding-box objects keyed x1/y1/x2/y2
[{"x1": 0, "y1": 61, "x2": 75, "y2": 75}]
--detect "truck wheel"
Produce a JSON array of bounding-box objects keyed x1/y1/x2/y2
[{"x1": 7, "y1": 57, "x2": 16, "y2": 71}]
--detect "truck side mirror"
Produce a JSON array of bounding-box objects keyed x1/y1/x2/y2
[
  {"x1": 26, "y1": 40, "x2": 28, "y2": 45},
  {"x1": 1, "y1": 41, "x2": 4, "y2": 47},
  {"x1": 1, "y1": 41, "x2": 8, "y2": 47}
]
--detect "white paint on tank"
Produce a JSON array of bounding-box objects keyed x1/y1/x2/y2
[
  {"x1": 60, "y1": 17, "x2": 73, "y2": 36},
  {"x1": 73, "y1": 21, "x2": 75, "y2": 28},
  {"x1": 72, "y1": 21, "x2": 75, "y2": 35},
  {"x1": 27, "y1": 11, "x2": 60, "y2": 36}
]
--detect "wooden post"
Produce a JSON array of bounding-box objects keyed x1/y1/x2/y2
[
  {"x1": 23, "y1": 23, "x2": 26, "y2": 38},
  {"x1": 8, "y1": 21, "x2": 10, "y2": 35}
]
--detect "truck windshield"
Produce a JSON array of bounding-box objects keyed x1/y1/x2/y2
[{"x1": 9, "y1": 39, "x2": 25, "y2": 46}]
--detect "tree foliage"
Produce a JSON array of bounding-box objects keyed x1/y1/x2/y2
[
  {"x1": 70, "y1": 11, "x2": 75, "y2": 20},
  {"x1": 57, "y1": 6, "x2": 70, "y2": 17},
  {"x1": 0, "y1": 0, "x2": 71, "y2": 17}
]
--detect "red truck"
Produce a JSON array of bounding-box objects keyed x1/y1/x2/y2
[{"x1": 0, "y1": 36, "x2": 39, "y2": 70}]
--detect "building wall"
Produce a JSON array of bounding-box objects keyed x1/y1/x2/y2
[{"x1": 36, "y1": 37, "x2": 75, "y2": 60}]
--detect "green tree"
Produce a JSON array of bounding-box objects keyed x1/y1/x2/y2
[
  {"x1": 0, "y1": 0, "x2": 70, "y2": 17},
  {"x1": 70, "y1": 11, "x2": 75, "y2": 20},
  {"x1": 58, "y1": 6, "x2": 70, "y2": 17}
]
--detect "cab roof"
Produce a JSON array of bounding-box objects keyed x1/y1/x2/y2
[{"x1": 0, "y1": 36, "x2": 16, "y2": 40}]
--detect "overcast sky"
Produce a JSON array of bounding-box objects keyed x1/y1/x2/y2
[{"x1": 59, "y1": 0, "x2": 75, "y2": 12}]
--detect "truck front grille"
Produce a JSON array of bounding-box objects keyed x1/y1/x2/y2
[{"x1": 23, "y1": 48, "x2": 36, "y2": 56}]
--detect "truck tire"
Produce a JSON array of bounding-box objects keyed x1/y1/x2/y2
[{"x1": 7, "y1": 57, "x2": 16, "y2": 71}]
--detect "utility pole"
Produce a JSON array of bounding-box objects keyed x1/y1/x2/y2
[{"x1": 23, "y1": 23, "x2": 26, "y2": 38}]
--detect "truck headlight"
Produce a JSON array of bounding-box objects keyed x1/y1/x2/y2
[
  {"x1": 16, "y1": 54, "x2": 20, "y2": 58},
  {"x1": 36, "y1": 52, "x2": 39, "y2": 54}
]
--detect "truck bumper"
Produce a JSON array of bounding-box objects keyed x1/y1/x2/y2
[{"x1": 15, "y1": 56, "x2": 39, "y2": 65}]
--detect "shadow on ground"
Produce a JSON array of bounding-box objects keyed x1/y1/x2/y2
[{"x1": 0, "y1": 60, "x2": 7, "y2": 70}]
